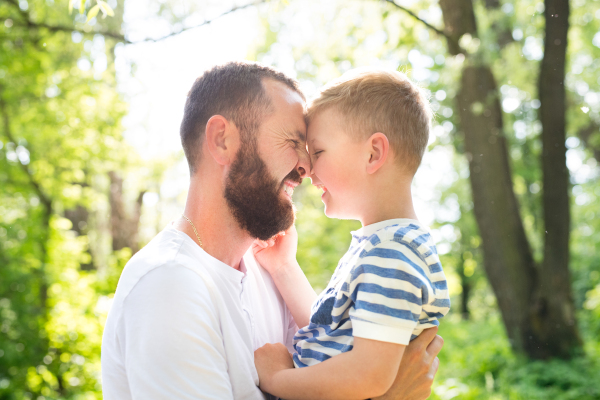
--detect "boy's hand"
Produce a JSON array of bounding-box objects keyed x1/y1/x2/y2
[
  {"x1": 252, "y1": 224, "x2": 316, "y2": 328},
  {"x1": 254, "y1": 343, "x2": 294, "y2": 393},
  {"x1": 373, "y1": 327, "x2": 444, "y2": 400},
  {"x1": 252, "y1": 225, "x2": 299, "y2": 276}
]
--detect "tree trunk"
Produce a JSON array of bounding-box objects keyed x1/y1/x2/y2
[
  {"x1": 533, "y1": 0, "x2": 581, "y2": 358},
  {"x1": 457, "y1": 259, "x2": 471, "y2": 320},
  {"x1": 439, "y1": 0, "x2": 476, "y2": 55},
  {"x1": 439, "y1": 0, "x2": 581, "y2": 358},
  {"x1": 108, "y1": 171, "x2": 145, "y2": 253},
  {"x1": 482, "y1": 0, "x2": 513, "y2": 48},
  {"x1": 577, "y1": 122, "x2": 600, "y2": 161},
  {"x1": 457, "y1": 66, "x2": 538, "y2": 353}
]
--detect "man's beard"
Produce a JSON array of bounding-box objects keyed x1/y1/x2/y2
[{"x1": 224, "y1": 142, "x2": 302, "y2": 241}]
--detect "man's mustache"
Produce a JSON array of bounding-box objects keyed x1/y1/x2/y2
[{"x1": 282, "y1": 169, "x2": 303, "y2": 186}]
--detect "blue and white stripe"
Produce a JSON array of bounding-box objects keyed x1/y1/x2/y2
[{"x1": 293, "y1": 219, "x2": 450, "y2": 368}]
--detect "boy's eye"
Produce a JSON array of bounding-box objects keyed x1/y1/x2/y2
[{"x1": 311, "y1": 150, "x2": 323, "y2": 157}]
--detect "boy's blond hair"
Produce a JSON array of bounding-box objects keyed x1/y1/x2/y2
[{"x1": 307, "y1": 68, "x2": 432, "y2": 174}]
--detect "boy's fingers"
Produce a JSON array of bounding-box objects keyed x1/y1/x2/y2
[{"x1": 256, "y1": 240, "x2": 268, "y2": 248}]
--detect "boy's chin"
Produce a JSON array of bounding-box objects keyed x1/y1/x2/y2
[
  {"x1": 324, "y1": 206, "x2": 353, "y2": 221},
  {"x1": 323, "y1": 205, "x2": 336, "y2": 219}
]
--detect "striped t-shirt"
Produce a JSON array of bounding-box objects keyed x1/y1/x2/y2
[{"x1": 293, "y1": 219, "x2": 450, "y2": 368}]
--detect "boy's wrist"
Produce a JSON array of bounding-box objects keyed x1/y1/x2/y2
[
  {"x1": 265, "y1": 368, "x2": 292, "y2": 399},
  {"x1": 269, "y1": 259, "x2": 300, "y2": 279}
]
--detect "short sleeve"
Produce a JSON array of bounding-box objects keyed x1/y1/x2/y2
[
  {"x1": 122, "y1": 265, "x2": 234, "y2": 400},
  {"x1": 347, "y1": 241, "x2": 430, "y2": 345}
]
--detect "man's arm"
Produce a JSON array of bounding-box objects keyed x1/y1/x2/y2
[
  {"x1": 375, "y1": 327, "x2": 444, "y2": 400},
  {"x1": 122, "y1": 265, "x2": 234, "y2": 399},
  {"x1": 253, "y1": 225, "x2": 317, "y2": 328}
]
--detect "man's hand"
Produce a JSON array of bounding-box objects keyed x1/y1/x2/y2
[
  {"x1": 252, "y1": 225, "x2": 299, "y2": 276},
  {"x1": 254, "y1": 343, "x2": 294, "y2": 394},
  {"x1": 373, "y1": 327, "x2": 444, "y2": 400}
]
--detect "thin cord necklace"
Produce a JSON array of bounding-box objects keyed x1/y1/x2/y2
[{"x1": 181, "y1": 215, "x2": 203, "y2": 248}]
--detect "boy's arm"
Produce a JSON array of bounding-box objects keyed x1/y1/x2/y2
[
  {"x1": 255, "y1": 337, "x2": 405, "y2": 400},
  {"x1": 253, "y1": 225, "x2": 317, "y2": 328}
]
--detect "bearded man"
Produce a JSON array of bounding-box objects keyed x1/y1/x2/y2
[{"x1": 101, "y1": 61, "x2": 443, "y2": 400}]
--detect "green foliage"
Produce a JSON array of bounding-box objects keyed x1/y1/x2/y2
[
  {"x1": 69, "y1": 0, "x2": 115, "y2": 23},
  {"x1": 0, "y1": 0, "x2": 131, "y2": 398},
  {"x1": 429, "y1": 315, "x2": 600, "y2": 400}
]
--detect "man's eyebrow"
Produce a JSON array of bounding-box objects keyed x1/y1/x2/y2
[{"x1": 293, "y1": 130, "x2": 306, "y2": 142}]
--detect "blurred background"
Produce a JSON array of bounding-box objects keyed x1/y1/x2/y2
[{"x1": 1, "y1": 0, "x2": 600, "y2": 398}]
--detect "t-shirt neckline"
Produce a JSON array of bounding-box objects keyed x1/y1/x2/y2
[
  {"x1": 165, "y1": 223, "x2": 247, "y2": 281},
  {"x1": 352, "y1": 218, "x2": 422, "y2": 239}
]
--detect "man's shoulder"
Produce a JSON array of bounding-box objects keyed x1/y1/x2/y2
[
  {"x1": 127, "y1": 226, "x2": 186, "y2": 267},
  {"x1": 113, "y1": 227, "x2": 215, "y2": 306}
]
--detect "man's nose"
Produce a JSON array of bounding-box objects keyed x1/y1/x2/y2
[{"x1": 295, "y1": 147, "x2": 311, "y2": 179}]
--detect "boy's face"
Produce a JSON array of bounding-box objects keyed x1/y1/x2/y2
[{"x1": 307, "y1": 108, "x2": 366, "y2": 220}]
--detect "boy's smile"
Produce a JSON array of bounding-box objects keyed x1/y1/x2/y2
[{"x1": 307, "y1": 108, "x2": 366, "y2": 220}]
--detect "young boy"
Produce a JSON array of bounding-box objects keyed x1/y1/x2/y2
[{"x1": 253, "y1": 68, "x2": 450, "y2": 400}]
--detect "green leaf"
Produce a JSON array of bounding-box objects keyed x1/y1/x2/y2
[
  {"x1": 86, "y1": 4, "x2": 100, "y2": 22},
  {"x1": 97, "y1": 0, "x2": 115, "y2": 17},
  {"x1": 80, "y1": 0, "x2": 86, "y2": 14}
]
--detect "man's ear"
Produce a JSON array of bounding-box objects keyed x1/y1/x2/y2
[
  {"x1": 205, "y1": 115, "x2": 236, "y2": 166},
  {"x1": 366, "y1": 132, "x2": 389, "y2": 174}
]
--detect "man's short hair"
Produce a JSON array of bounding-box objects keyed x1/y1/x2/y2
[
  {"x1": 181, "y1": 61, "x2": 304, "y2": 175},
  {"x1": 307, "y1": 68, "x2": 432, "y2": 173}
]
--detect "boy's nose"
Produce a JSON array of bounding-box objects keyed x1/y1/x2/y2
[{"x1": 309, "y1": 171, "x2": 322, "y2": 186}]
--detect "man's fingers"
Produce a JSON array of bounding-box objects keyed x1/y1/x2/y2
[
  {"x1": 410, "y1": 326, "x2": 438, "y2": 352},
  {"x1": 430, "y1": 356, "x2": 440, "y2": 376},
  {"x1": 426, "y1": 335, "x2": 444, "y2": 359}
]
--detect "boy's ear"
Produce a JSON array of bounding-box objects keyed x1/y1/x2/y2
[
  {"x1": 205, "y1": 115, "x2": 237, "y2": 166},
  {"x1": 365, "y1": 132, "x2": 389, "y2": 174}
]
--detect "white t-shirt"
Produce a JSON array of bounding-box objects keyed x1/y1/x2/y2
[{"x1": 101, "y1": 225, "x2": 297, "y2": 399}]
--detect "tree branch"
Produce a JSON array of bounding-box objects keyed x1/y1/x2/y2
[
  {"x1": 3, "y1": 0, "x2": 270, "y2": 44},
  {"x1": 4, "y1": 0, "x2": 31, "y2": 23},
  {"x1": 0, "y1": 89, "x2": 52, "y2": 213},
  {"x1": 382, "y1": 0, "x2": 449, "y2": 40},
  {"x1": 137, "y1": 0, "x2": 271, "y2": 44},
  {"x1": 578, "y1": 122, "x2": 600, "y2": 161},
  {"x1": 2, "y1": 17, "x2": 128, "y2": 41},
  {"x1": 0, "y1": 86, "x2": 51, "y2": 312}
]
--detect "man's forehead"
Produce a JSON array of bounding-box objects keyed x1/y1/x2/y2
[{"x1": 263, "y1": 78, "x2": 305, "y2": 105}]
